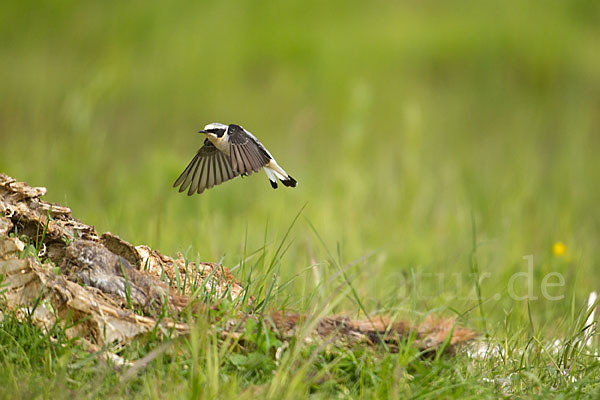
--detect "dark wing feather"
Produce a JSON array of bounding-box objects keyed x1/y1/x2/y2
[
  {"x1": 228, "y1": 126, "x2": 271, "y2": 175},
  {"x1": 173, "y1": 140, "x2": 239, "y2": 195}
]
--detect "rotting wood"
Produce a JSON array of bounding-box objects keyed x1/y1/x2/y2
[{"x1": 0, "y1": 173, "x2": 476, "y2": 361}]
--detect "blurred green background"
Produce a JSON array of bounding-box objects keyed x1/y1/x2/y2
[{"x1": 2, "y1": 0, "x2": 599, "y2": 326}]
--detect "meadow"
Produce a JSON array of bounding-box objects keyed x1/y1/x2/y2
[{"x1": 1, "y1": 0, "x2": 600, "y2": 397}]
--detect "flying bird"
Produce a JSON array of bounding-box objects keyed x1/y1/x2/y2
[{"x1": 173, "y1": 123, "x2": 297, "y2": 195}]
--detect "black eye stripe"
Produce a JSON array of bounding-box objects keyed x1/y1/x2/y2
[{"x1": 206, "y1": 128, "x2": 225, "y2": 137}]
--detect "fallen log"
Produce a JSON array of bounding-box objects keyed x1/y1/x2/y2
[{"x1": 0, "y1": 173, "x2": 476, "y2": 359}]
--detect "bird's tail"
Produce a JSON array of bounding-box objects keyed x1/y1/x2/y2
[{"x1": 265, "y1": 161, "x2": 297, "y2": 189}]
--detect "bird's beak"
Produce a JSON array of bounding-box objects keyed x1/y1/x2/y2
[{"x1": 198, "y1": 130, "x2": 208, "y2": 134}]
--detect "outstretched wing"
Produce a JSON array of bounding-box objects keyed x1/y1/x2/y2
[
  {"x1": 173, "y1": 139, "x2": 239, "y2": 195},
  {"x1": 228, "y1": 125, "x2": 271, "y2": 175}
]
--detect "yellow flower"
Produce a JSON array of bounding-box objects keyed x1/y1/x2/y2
[{"x1": 552, "y1": 241, "x2": 566, "y2": 257}]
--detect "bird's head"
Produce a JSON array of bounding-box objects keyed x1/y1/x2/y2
[{"x1": 199, "y1": 122, "x2": 228, "y2": 140}]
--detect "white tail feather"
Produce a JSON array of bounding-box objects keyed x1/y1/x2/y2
[
  {"x1": 267, "y1": 160, "x2": 290, "y2": 179},
  {"x1": 264, "y1": 167, "x2": 277, "y2": 182}
]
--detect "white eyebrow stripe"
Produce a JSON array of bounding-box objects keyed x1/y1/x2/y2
[{"x1": 203, "y1": 122, "x2": 228, "y2": 131}]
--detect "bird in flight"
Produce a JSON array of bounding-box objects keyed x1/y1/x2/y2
[{"x1": 173, "y1": 123, "x2": 297, "y2": 195}]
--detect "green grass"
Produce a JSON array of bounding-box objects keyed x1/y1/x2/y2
[{"x1": 2, "y1": 0, "x2": 600, "y2": 397}]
